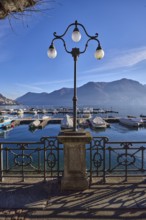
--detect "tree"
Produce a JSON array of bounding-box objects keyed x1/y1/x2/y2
[{"x1": 0, "y1": 0, "x2": 50, "y2": 20}]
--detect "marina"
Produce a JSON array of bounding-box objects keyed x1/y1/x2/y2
[
  {"x1": 0, "y1": 107, "x2": 119, "y2": 116},
  {"x1": 1, "y1": 117, "x2": 146, "y2": 142},
  {"x1": 0, "y1": 106, "x2": 146, "y2": 142}
]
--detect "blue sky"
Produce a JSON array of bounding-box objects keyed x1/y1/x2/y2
[{"x1": 0, "y1": 0, "x2": 146, "y2": 99}]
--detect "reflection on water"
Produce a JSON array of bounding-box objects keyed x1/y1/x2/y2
[
  {"x1": 0, "y1": 124, "x2": 60, "y2": 142},
  {"x1": 0, "y1": 122, "x2": 146, "y2": 142},
  {"x1": 86, "y1": 123, "x2": 146, "y2": 142},
  {"x1": 1, "y1": 104, "x2": 146, "y2": 142},
  {"x1": 111, "y1": 123, "x2": 141, "y2": 134}
]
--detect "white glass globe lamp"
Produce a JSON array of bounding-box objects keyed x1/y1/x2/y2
[
  {"x1": 94, "y1": 45, "x2": 104, "y2": 59},
  {"x1": 72, "y1": 27, "x2": 81, "y2": 42},
  {"x1": 47, "y1": 44, "x2": 57, "y2": 58}
]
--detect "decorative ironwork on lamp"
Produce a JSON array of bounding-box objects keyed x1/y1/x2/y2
[{"x1": 47, "y1": 20, "x2": 104, "y2": 132}]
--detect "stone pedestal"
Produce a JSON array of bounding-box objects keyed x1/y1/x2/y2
[{"x1": 58, "y1": 130, "x2": 92, "y2": 190}]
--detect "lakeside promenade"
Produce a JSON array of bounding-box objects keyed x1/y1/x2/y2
[
  {"x1": 1, "y1": 112, "x2": 146, "y2": 219},
  {"x1": 0, "y1": 178, "x2": 146, "y2": 219}
]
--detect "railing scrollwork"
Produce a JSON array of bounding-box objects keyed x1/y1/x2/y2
[{"x1": 0, "y1": 137, "x2": 146, "y2": 184}]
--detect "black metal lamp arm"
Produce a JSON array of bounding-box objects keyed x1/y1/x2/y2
[
  {"x1": 51, "y1": 38, "x2": 72, "y2": 54},
  {"x1": 52, "y1": 20, "x2": 101, "y2": 56},
  {"x1": 80, "y1": 38, "x2": 101, "y2": 54},
  {"x1": 53, "y1": 20, "x2": 98, "y2": 40},
  {"x1": 76, "y1": 21, "x2": 98, "y2": 39}
]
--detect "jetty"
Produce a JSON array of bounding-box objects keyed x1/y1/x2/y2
[
  {"x1": 0, "y1": 107, "x2": 119, "y2": 116},
  {"x1": 15, "y1": 118, "x2": 62, "y2": 125},
  {"x1": 0, "y1": 117, "x2": 121, "y2": 131},
  {"x1": 12, "y1": 117, "x2": 119, "y2": 125}
]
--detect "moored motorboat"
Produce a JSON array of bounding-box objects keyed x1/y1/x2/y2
[
  {"x1": 42, "y1": 115, "x2": 51, "y2": 120},
  {"x1": 89, "y1": 116, "x2": 108, "y2": 129},
  {"x1": 119, "y1": 117, "x2": 143, "y2": 127},
  {"x1": 0, "y1": 116, "x2": 12, "y2": 128},
  {"x1": 27, "y1": 108, "x2": 38, "y2": 114},
  {"x1": 29, "y1": 120, "x2": 40, "y2": 129},
  {"x1": 17, "y1": 109, "x2": 24, "y2": 115},
  {"x1": 61, "y1": 114, "x2": 73, "y2": 129},
  {"x1": 82, "y1": 108, "x2": 92, "y2": 118}
]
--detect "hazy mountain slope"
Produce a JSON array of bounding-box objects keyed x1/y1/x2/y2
[
  {"x1": 0, "y1": 93, "x2": 17, "y2": 105},
  {"x1": 15, "y1": 78, "x2": 146, "y2": 107}
]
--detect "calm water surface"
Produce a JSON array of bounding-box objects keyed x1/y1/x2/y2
[
  {"x1": 0, "y1": 105, "x2": 146, "y2": 142},
  {"x1": 0, "y1": 122, "x2": 146, "y2": 142}
]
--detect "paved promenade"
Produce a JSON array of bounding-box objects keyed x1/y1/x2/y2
[{"x1": 0, "y1": 178, "x2": 146, "y2": 219}]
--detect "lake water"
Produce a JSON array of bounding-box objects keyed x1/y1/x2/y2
[
  {"x1": 1, "y1": 104, "x2": 146, "y2": 142},
  {"x1": 0, "y1": 122, "x2": 146, "y2": 142}
]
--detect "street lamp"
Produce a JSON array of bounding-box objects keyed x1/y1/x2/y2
[{"x1": 47, "y1": 20, "x2": 104, "y2": 132}]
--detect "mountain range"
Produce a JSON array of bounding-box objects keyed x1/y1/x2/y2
[{"x1": 15, "y1": 78, "x2": 146, "y2": 108}]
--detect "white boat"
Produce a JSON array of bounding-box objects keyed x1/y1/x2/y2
[
  {"x1": 0, "y1": 110, "x2": 7, "y2": 115},
  {"x1": 0, "y1": 116, "x2": 12, "y2": 128},
  {"x1": 82, "y1": 108, "x2": 92, "y2": 118},
  {"x1": 61, "y1": 114, "x2": 73, "y2": 129},
  {"x1": 41, "y1": 109, "x2": 48, "y2": 114},
  {"x1": 42, "y1": 115, "x2": 51, "y2": 120},
  {"x1": 17, "y1": 109, "x2": 24, "y2": 115},
  {"x1": 26, "y1": 108, "x2": 38, "y2": 114},
  {"x1": 29, "y1": 120, "x2": 40, "y2": 129},
  {"x1": 119, "y1": 117, "x2": 143, "y2": 127},
  {"x1": 52, "y1": 109, "x2": 58, "y2": 114},
  {"x1": 89, "y1": 116, "x2": 107, "y2": 129},
  {"x1": 30, "y1": 110, "x2": 37, "y2": 115}
]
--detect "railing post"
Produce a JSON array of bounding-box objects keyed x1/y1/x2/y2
[
  {"x1": 89, "y1": 140, "x2": 92, "y2": 186},
  {"x1": 44, "y1": 140, "x2": 47, "y2": 182},
  {"x1": 0, "y1": 144, "x2": 3, "y2": 182},
  {"x1": 103, "y1": 138, "x2": 106, "y2": 183},
  {"x1": 22, "y1": 146, "x2": 24, "y2": 182},
  {"x1": 125, "y1": 144, "x2": 128, "y2": 182},
  {"x1": 57, "y1": 139, "x2": 60, "y2": 179}
]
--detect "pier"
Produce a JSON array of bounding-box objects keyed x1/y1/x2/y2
[
  {"x1": 1, "y1": 117, "x2": 120, "y2": 131},
  {"x1": 12, "y1": 117, "x2": 119, "y2": 125},
  {"x1": 0, "y1": 107, "x2": 119, "y2": 116},
  {"x1": 13, "y1": 118, "x2": 62, "y2": 125}
]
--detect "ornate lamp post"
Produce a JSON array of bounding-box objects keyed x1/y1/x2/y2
[{"x1": 47, "y1": 20, "x2": 104, "y2": 132}]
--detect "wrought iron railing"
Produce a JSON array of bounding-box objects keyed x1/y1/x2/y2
[
  {"x1": 1, "y1": 136, "x2": 146, "y2": 184},
  {"x1": 0, "y1": 137, "x2": 63, "y2": 182},
  {"x1": 88, "y1": 137, "x2": 146, "y2": 184}
]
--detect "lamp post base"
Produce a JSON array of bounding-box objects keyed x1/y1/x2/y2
[
  {"x1": 58, "y1": 130, "x2": 92, "y2": 191},
  {"x1": 60, "y1": 129, "x2": 86, "y2": 136}
]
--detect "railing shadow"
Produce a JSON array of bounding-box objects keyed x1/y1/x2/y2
[
  {"x1": 0, "y1": 180, "x2": 146, "y2": 219},
  {"x1": 1, "y1": 137, "x2": 146, "y2": 218}
]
